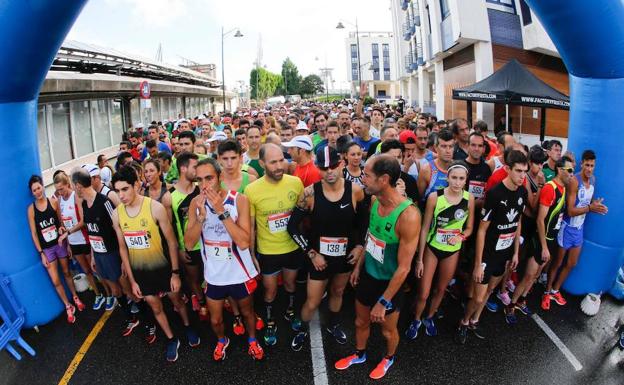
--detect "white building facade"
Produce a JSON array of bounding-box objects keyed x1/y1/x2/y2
[{"x1": 390, "y1": 0, "x2": 569, "y2": 137}]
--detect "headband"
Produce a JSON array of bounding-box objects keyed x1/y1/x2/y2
[{"x1": 448, "y1": 164, "x2": 469, "y2": 174}]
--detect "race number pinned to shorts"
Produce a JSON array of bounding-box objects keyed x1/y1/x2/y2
[
  {"x1": 468, "y1": 181, "x2": 486, "y2": 199},
  {"x1": 204, "y1": 240, "x2": 231, "y2": 261},
  {"x1": 268, "y1": 212, "x2": 290, "y2": 234},
  {"x1": 435, "y1": 229, "x2": 461, "y2": 245},
  {"x1": 365, "y1": 232, "x2": 386, "y2": 264},
  {"x1": 496, "y1": 232, "x2": 515, "y2": 251},
  {"x1": 123, "y1": 230, "x2": 150, "y2": 250},
  {"x1": 89, "y1": 235, "x2": 107, "y2": 253},
  {"x1": 42, "y1": 225, "x2": 58, "y2": 243},
  {"x1": 62, "y1": 216, "x2": 75, "y2": 230},
  {"x1": 554, "y1": 213, "x2": 564, "y2": 230},
  {"x1": 319, "y1": 237, "x2": 348, "y2": 257}
]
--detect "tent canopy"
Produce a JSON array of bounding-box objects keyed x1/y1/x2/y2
[{"x1": 452, "y1": 59, "x2": 570, "y2": 110}]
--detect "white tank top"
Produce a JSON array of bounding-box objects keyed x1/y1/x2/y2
[
  {"x1": 565, "y1": 173, "x2": 595, "y2": 229},
  {"x1": 59, "y1": 191, "x2": 87, "y2": 245},
  {"x1": 200, "y1": 191, "x2": 258, "y2": 285}
]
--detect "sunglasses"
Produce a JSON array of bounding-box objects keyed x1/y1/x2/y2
[
  {"x1": 319, "y1": 163, "x2": 341, "y2": 171},
  {"x1": 560, "y1": 167, "x2": 574, "y2": 174}
]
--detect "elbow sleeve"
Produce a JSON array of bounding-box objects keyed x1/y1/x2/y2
[{"x1": 287, "y1": 206, "x2": 311, "y2": 252}]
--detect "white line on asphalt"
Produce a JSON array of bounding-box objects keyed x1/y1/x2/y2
[
  {"x1": 310, "y1": 310, "x2": 329, "y2": 385},
  {"x1": 532, "y1": 314, "x2": 583, "y2": 371}
]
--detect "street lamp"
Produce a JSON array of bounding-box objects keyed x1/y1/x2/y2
[
  {"x1": 221, "y1": 27, "x2": 243, "y2": 113},
  {"x1": 336, "y1": 18, "x2": 361, "y2": 96}
]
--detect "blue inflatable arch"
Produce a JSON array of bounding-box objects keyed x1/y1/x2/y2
[{"x1": 0, "y1": 0, "x2": 622, "y2": 326}]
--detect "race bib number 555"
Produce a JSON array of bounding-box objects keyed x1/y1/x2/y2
[{"x1": 268, "y1": 212, "x2": 291, "y2": 234}]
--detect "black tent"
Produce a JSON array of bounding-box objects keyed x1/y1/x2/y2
[{"x1": 452, "y1": 59, "x2": 569, "y2": 140}]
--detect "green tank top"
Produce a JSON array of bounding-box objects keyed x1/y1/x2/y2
[
  {"x1": 170, "y1": 186, "x2": 201, "y2": 251},
  {"x1": 426, "y1": 189, "x2": 470, "y2": 252},
  {"x1": 248, "y1": 159, "x2": 264, "y2": 177},
  {"x1": 364, "y1": 198, "x2": 413, "y2": 280},
  {"x1": 220, "y1": 172, "x2": 250, "y2": 194}
]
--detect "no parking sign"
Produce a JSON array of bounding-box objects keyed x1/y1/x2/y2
[{"x1": 139, "y1": 80, "x2": 151, "y2": 108}]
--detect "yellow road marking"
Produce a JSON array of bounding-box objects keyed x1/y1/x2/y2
[{"x1": 58, "y1": 310, "x2": 113, "y2": 385}]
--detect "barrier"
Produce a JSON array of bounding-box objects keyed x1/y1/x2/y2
[{"x1": 0, "y1": 275, "x2": 35, "y2": 360}]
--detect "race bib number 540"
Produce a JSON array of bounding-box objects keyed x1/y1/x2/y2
[{"x1": 124, "y1": 230, "x2": 150, "y2": 250}]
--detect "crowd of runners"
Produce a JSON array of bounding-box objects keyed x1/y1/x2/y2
[{"x1": 27, "y1": 86, "x2": 616, "y2": 380}]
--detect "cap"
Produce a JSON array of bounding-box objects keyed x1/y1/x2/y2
[
  {"x1": 315, "y1": 146, "x2": 341, "y2": 168},
  {"x1": 135, "y1": 122, "x2": 144, "y2": 129},
  {"x1": 399, "y1": 130, "x2": 418, "y2": 144},
  {"x1": 295, "y1": 121, "x2": 309, "y2": 132},
  {"x1": 207, "y1": 131, "x2": 228, "y2": 142},
  {"x1": 282, "y1": 135, "x2": 313, "y2": 151},
  {"x1": 82, "y1": 164, "x2": 100, "y2": 177}
]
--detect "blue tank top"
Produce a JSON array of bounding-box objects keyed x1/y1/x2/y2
[{"x1": 424, "y1": 159, "x2": 448, "y2": 200}]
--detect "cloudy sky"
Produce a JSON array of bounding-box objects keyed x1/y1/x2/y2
[{"x1": 67, "y1": 0, "x2": 393, "y2": 92}]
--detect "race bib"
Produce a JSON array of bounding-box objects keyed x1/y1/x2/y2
[
  {"x1": 554, "y1": 213, "x2": 563, "y2": 230},
  {"x1": 62, "y1": 216, "x2": 75, "y2": 230},
  {"x1": 319, "y1": 236, "x2": 348, "y2": 257},
  {"x1": 435, "y1": 229, "x2": 461, "y2": 246},
  {"x1": 204, "y1": 240, "x2": 231, "y2": 261},
  {"x1": 365, "y1": 232, "x2": 386, "y2": 264},
  {"x1": 42, "y1": 225, "x2": 58, "y2": 243},
  {"x1": 123, "y1": 230, "x2": 150, "y2": 250},
  {"x1": 268, "y1": 212, "x2": 291, "y2": 234},
  {"x1": 496, "y1": 232, "x2": 515, "y2": 251},
  {"x1": 468, "y1": 181, "x2": 486, "y2": 199},
  {"x1": 89, "y1": 235, "x2": 107, "y2": 253}
]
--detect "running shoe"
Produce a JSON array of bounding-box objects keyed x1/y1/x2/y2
[
  {"x1": 166, "y1": 338, "x2": 180, "y2": 362},
  {"x1": 335, "y1": 353, "x2": 367, "y2": 370},
  {"x1": 515, "y1": 301, "x2": 533, "y2": 316},
  {"x1": 455, "y1": 324, "x2": 468, "y2": 345},
  {"x1": 541, "y1": 293, "x2": 552, "y2": 311},
  {"x1": 405, "y1": 319, "x2": 422, "y2": 340},
  {"x1": 435, "y1": 308, "x2": 444, "y2": 320},
  {"x1": 199, "y1": 305, "x2": 210, "y2": 322},
  {"x1": 191, "y1": 294, "x2": 200, "y2": 312},
  {"x1": 66, "y1": 304, "x2": 76, "y2": 324},
  {"x1": 233, "y1": 316, "x2": 246, "y2": 336},
  {"x1": 93, "y1": 294, "x2": 105, "y2": 311},
  {"x1": 130, "y1": 301, "x2": 139, "y2": 314},
  {"x1": 255, "y1": 314, "x2": 265, "y2": 331},
  {"x1": 186, "y1": 328, "x2": 200, "y2": 347},
  {"x1": 290, "y1": 317, "x2": 302, "y2": 332},
  {"x1": 619, "y1": 330, "x2": 624, "y2": 350},
  {"x1": 369, "y1": 357, "x2": 395, "y2": 380},
  {"x1": 551, "y1": 291, "x2": 567, "y2": 306},
  {"x1": 504, "y1": 307, "x2": 518, "y2": 325},
  {"x1": 145, "y1": 324, "x2": 157, "y2": 345},
  {"x1": 423, "y1": 317, "x2": 437, "y2": 337},
  {"x1": 122, "y1": 318, "x2": 140, "y2": 337},
  {"x1": 326, "y1": 324, "x2": 347, "y2": 344},
  {"x1": 291, "y1": 331, "x2": 308, "y2": 351},
  {"x1": 105, "y1": 296, "x2": 117, "y2": 312},
  {"x1": 213, "y1": 337, "x2": 230, "y2": 361},
  {"x1": 497, "y1": 291, "x2": 511, "y2": 306},
  {"x1": 248, "y1": 340, "x2": 264, "y2": 360},
  {"x1": 538, "y1": 273, "x2": 548, "y2": 287},
  {"x1": 263, "y1": 322, "x2": 277, "y2": 346},
  {"x1": 284, "y1": 307, "x2": 296, "y2": 322},
  {"x1": 507, "y1": 279, "x2": 516, "y2": 293},
  {"x1": 469, "y1": 321, "x2": 486, "y2": 340},
  {"x1": 73, "y1": 296, "x2": 86, "y2": 312},
  {"x1": 485, "y1": 299, "x2": 499, "y2": 313}
]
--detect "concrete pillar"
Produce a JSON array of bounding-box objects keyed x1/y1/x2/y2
[
  {"x1": 473, "y1": 41, "x2": 495, "y2": 129},
  {"x1": 434, "y1": 60, "x2": 445, "y2": 119}
]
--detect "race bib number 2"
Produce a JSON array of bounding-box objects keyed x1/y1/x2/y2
[
  {"x1": 124, "y1": 230, "x2": 150, "y2": 250},
  {"x1": 268, "y1": 212, "x2": 290, "y2": 234},
  {"x1": 365, "y1": 232, "x2": 386, "y2": 264},
  {"x1": 204, "y1": 240, "x2": 231, "y2": 261}
]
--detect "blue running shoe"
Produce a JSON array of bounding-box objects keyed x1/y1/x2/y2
[
  {"x1": 105, "y1": 296, "x2": 117, "y2": 311},
  {"x1": 405, "y1": 319, "x2": 422, "y2": 340},
  {"x1": 486, "y1": 300, "x2": 499, "y2": 313},
  {"x1": 264, "y1": 322, "x2": 277, "y2": 346},
  {"x1": 423, "y1": 317, "x2": 437, "y2": 336},
  {"x1": 515, "y1": 301, "x2": 533, "y2": 316},
  {"x1": 93, "y1": 295, "x2": 105, "y2": 311},
  {"x1": 326, "y1": 324, "x2": 347, "y2": 344},
  {"x1": 166, "y1": 338, "x2": 180, "y2": 362},
  {"x1": 186, "y1": 327, "x2": 200, "y2": 347},
  {"x1": 504, "y1": 308, "x2": 517, "y2": 325},
  {"x1": 335, "y1": 352, "x2": 367, "y2": 370},
  {"x1": 290, "y1": 317, "x2": 302, "y2": 332},
  {"x1": 291, "y1": 331, "x2": 308, "y2": 351}
]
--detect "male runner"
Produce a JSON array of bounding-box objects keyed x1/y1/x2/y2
[
  {"x1": 417, "y1": 129, "x2": 454, "y2": 200},
  {"x1": 542, "y1": 140, "x2": 563, "y2": 182},
  {"x1": 244, "y1": 126, "x2": 264, "y2": 177},
  {"x1": 284, "y1": 136, "x2": 322, "y2": 187},
  {"x1": 451, "y1": 119, "x2": 470, "y2": 160}
]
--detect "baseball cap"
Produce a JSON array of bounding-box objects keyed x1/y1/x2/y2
[
  {"x1": 82, "y1": 164, "x2": 100, "y2": 177},
  {"x1": 399, "y1": 130, "x2": 418, "y2": 144},
  {"x1": 207, "y1": 131, "x2": 228, "y2": 142},
  {"x1": 295, "y1": 121, "x2": 309, "y2": 132},
  {"x1": 315, "y1": 146, "x2": 341, "y2": 169},
  {"x1": 282, "y1": 135, "x2": 313, "y2": 151}
]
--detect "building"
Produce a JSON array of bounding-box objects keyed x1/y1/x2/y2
[
  {"x1": 390, "y1": 0, "x2": 569, "y2": 137},
  {"x1": 344, "y1": 31, "x2": 400, "y2": 101},
  {"x1": 37, "y1": 40, "x2": 236, "y2": 186}
]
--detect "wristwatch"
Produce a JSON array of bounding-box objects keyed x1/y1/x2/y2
[
  {"x1": 378, "y1": 296, "x2": 393, "y2": 310},
  {"x1": 218, "y1": 211, "x2": 231, "y2": 221}
]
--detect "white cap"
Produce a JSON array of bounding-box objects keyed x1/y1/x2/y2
[
  {"x1": 82, "y1": 164, "x2": 100, "y2": 177},
  {"x1": 207, "y1": 131, "x2": 228, "y2": 142},
  {"x1": 295, "y1": 121, "x2": 309, "y2": 132},
  {"x1": 282, "y1": 135, "x2": 313, "y2": 151},
  {"x1": 135, "y1": 122, "x2": 144, "y2": 129}
]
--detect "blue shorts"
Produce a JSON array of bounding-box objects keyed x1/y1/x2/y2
[
  {"x1": 206, "y1": 280, "x2": 257, "y2": 301},
  {"x1": 93, "y1": 251, "x2": 122, "y2": 281},
  {"x1": 557, "y1": 222, "x2": 584, "y2": 250}
]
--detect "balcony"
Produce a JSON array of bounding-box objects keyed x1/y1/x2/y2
[
  {"x1": 404, "y1": 54, "x2": 414, "y2": 73},
  {"x1": 403, "y1": 22, "x2": 412, "y2": 41},
  {"x1": 440, "y1": 16, "x2": 454, "y2": 51},
  {"x1": 412, "y1": 14, "x2": 421, "y2": 27},
  {"x1": 401, "y1": 0, "x2": 409, "y2": 11}
]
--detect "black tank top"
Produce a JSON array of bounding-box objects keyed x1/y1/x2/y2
[
  {"x1": 310, "y1": 180, "x2": 355, "y2": 257},
  {"x1": 143, "y1": 184, "x2": 167, "y2": 203},
  {"x1": 34, "y1": 198, "x2": 60, "y2": 249}
]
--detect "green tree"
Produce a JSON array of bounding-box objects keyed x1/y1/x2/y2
[
  {"x1": 250, "y1": 67, "x2": 283, "y2": 100},
  {"x1": 280, "y1": 57, "x2": 302, "y2": 95},
  {"x1": 300, "y1": 74, "x2": 324, "y2": 97}
]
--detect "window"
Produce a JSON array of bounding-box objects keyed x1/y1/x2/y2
[
  {"x1": 373, "y1": 68, "x2": 380, "y2": 81},
  {"x1": 130, "y1": 98, "x2": 140, "y2": 127},
  {"x1": 372, "y1": 43, "x2": 379, "y2": 56},
  {"x1": 70, "y1": 100, "x2": 94, "y2": 157},
  {"x1": 382, "y1": 44, "x2": 389, "y2": 54},
  {"x1": 486, "y1": 0, "x2": 516, "y2": 14},
  {"x1": 110, "y1": 100, "x2": 124, "y2": 144},
  {"x1": 519, "y1": 0, "x2": 532, "y2": 25},
  {"x1": 384, "y1": 69, "x2": 391, "y2": 80},
  {"x1": 37, "y1": 105, "x2": 52, "y2": 170},
  {"x1": 352, "y1": 68, "x2": 359, "y2": 80},
  {"x1": 92, "y1": 99, "x2": 112, "y2": 150},
  {"x1": 440, "y1": 0, "x2": 450, "y2": 19},
  {"x1": 50, "y1": 102, "x2": 73, "y2": 165},
  {"x1": 426, "y1": 5, "x2": 432, "y2": 33},
  {"x1": 350, "y1": 44, "x2": 358, "y2": 56}
]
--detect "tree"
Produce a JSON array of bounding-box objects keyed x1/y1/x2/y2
[
  {"x1": 280, "y1": 57, "x2": 302, "y2": 95},
  {"x1": 300, "y1": 74, "x2": 324, "y2": 97},
  {"x1": 250, "y1": 67, "x2": 282, "y2": 100}
]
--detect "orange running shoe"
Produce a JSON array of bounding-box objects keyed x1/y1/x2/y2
[
  {"x1": 369, "y1": 357, "x2": 395, "y2": 380},
  {"x1": 213, "y1": 337, "x2": 230, "y2": 361},
  {"x1": 73, "y1": 296, "x2": 85, "y2": 312},
  {"x1": 551, "y1": 291, "x2": 567, "y2": 306},
  {"x1": 248, "y1": 340, "x2": 264, "y2": 360},
  {"x1": 66, "y1": 304, "x2": 76, "y2": 324},
  {"x1": 335, "y1": 353, "x2": 367, "y2": 370},
  {"x1": 541, "y1": 293, "x2": 552, "y2": 311},
  {"x1": 255, "y1": 314, "x2": 265, "y2": 331},
  {"x1": 233, "y1": 316, "x2": 246, "y2": 336}
]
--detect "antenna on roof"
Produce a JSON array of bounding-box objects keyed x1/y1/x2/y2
[{"x1": 155, "y1": 42, "x2": 163, "y2": 62}]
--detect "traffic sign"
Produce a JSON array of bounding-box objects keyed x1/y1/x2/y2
[{"x1": 139, "y1": 81, "x2": 151, "y2": 99}]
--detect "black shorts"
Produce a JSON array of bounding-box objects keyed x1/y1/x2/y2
[
  {"x1": 307, "y1": 254, "x2": 353, "y2": 281},
  {"x1": 258, "y1": 249, "x2": 304, "y2": 275},
  {"x1": 532, "y1": 238, "x2": 558, "y2": 266},
  {"x1": 206, "y1": 281, "x2": 256, "y2": 301},
  {"x1": 185, "y1": 249, "x2": 203, "y2": 266},
  {"x1": 70, "y1": 243, "x2": 90, "y2": 256},
  {"x1": 480, "y1": 253, "x2": 512, "y2": 284},
  {"x1": 133, "y1": 266, "x2": 172, "y2": 297},
  {"x1": 427, "y1": 244, "x2": 458, "y2": 260},
  {"x1": 355, "y1": 269, "x2": 404, "y2": 314}
]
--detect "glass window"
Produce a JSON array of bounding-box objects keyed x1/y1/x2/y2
[
  {"x1": 519, "y1": 0, "x2": 532, "y2": 25},
  {"x1": 384, "y1": 69, "x2": 391, "y2": 80},
  {"x1": 372, "y1": 43, "x2": 379, "y2": 56},
  {"x1": 92, "y1": 100, "x2": 112, "y2": 150},
  {"x1": 37, "y1": 105, "x2": 52, "y2": 170},
  {"x1": 130, "y1": 98, "x2": 140, "y2": 128},
  {"x1": 351, "y1": 69, "x2": 359, "y2": 80},
  {"x1": 440, "y1": 0, "x2": 450, "y2": 19},
  {"x1": 50, "y1": 102, "x2": 73, "y2": 165},
  {"x1": 350, "y1": 44, "x2": 357, "y2": 56},
  {"x1": 486, "y1": 0, "x2": 516, "y2": 13},
  {"x1": 70, "y1": 100, "x2": 94, "y2": 157},
  {"x1": 382, "y1": 44, "x2": 389, "y2": 54},
  {"x1": 110, "y1": 100, "x2": 124, "y2": 144}
]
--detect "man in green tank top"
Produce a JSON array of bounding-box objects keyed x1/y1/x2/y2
[
  {"x1": 335, "y1": 154, "x2": 420, "y2": 380},
  {"x1": 218, "y1": 139, "x2": 257, "y2": 193}
]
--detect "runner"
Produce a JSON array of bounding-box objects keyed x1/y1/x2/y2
[
  {"x1": 27, "y1": 175, "x2": 83, "y2": 323},
  {"x1": 406, "y1": 161, "x2": 474, "y2": 339},
  {"x1": 184, "y1": 158, "x2": 265, "y2": 361},
  {"x1": 142, "y1": 159, "x2": 172, "y2": 221},
  {"x1": 244, "y1": 143, "x2": 304, "y2": 346},
  {"x1": 417, "y1": 128, "x2": 454, "y2": 200},
  {"x1": 83, "y1": 164, "x2": 121, "y2": 207},
  {"x1": 456, "y1": 150, "x2": 527, "y2": 344},
  {"x1": 284, "y1": 136, "x2": 322, "y2": 187},
  {"x1": 288, "y1": 146, "x2": 367, "y2": 351},
  {"x1": 542, "y1": 140, "x2": 563, "y2": 182},
  {"x1": 342, "y1": 142, "x2": 365, "y2": 188},
  {"x1": 335, "y1": 154, "x2": 420, "y2": 380},
  {"x1": 487, "y1": 132, "x2": 515, "y2": 173},
  {"x1": 244, "y1": 126, "x2": 264, "y2": 177},
  {"x1": 451, "y1": 119, "x2": 470, "y2": 160},
  {"x1": 111, "y1": 166, "x2": 200, "y2": 362}
]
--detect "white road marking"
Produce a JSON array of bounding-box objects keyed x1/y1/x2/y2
[
  {"x1": 532, "y1": 314, "x2": 583, "y2": 371},
  {"x1": 310, "y1": 310, "x2": 329, "y2": 385}
]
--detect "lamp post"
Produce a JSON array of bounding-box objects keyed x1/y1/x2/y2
[
  {"x1": 336, "y1": 18, "x2": 360, "y2": 96},
  {"x1": 221, "y1": 27, "x2": 243, "y2": 112}
]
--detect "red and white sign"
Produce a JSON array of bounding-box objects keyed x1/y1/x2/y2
[{"x1": 139, "y1": 81, "x2": 151, "y2": 99}]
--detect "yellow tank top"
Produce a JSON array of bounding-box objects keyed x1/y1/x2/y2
[{"x1": 118, "y1": 197, "x2": 168, "y2": 271}]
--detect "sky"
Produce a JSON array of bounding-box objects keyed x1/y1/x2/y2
[{"x1": 66, "y1": 0, "x2": 393, "y2": 93}]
